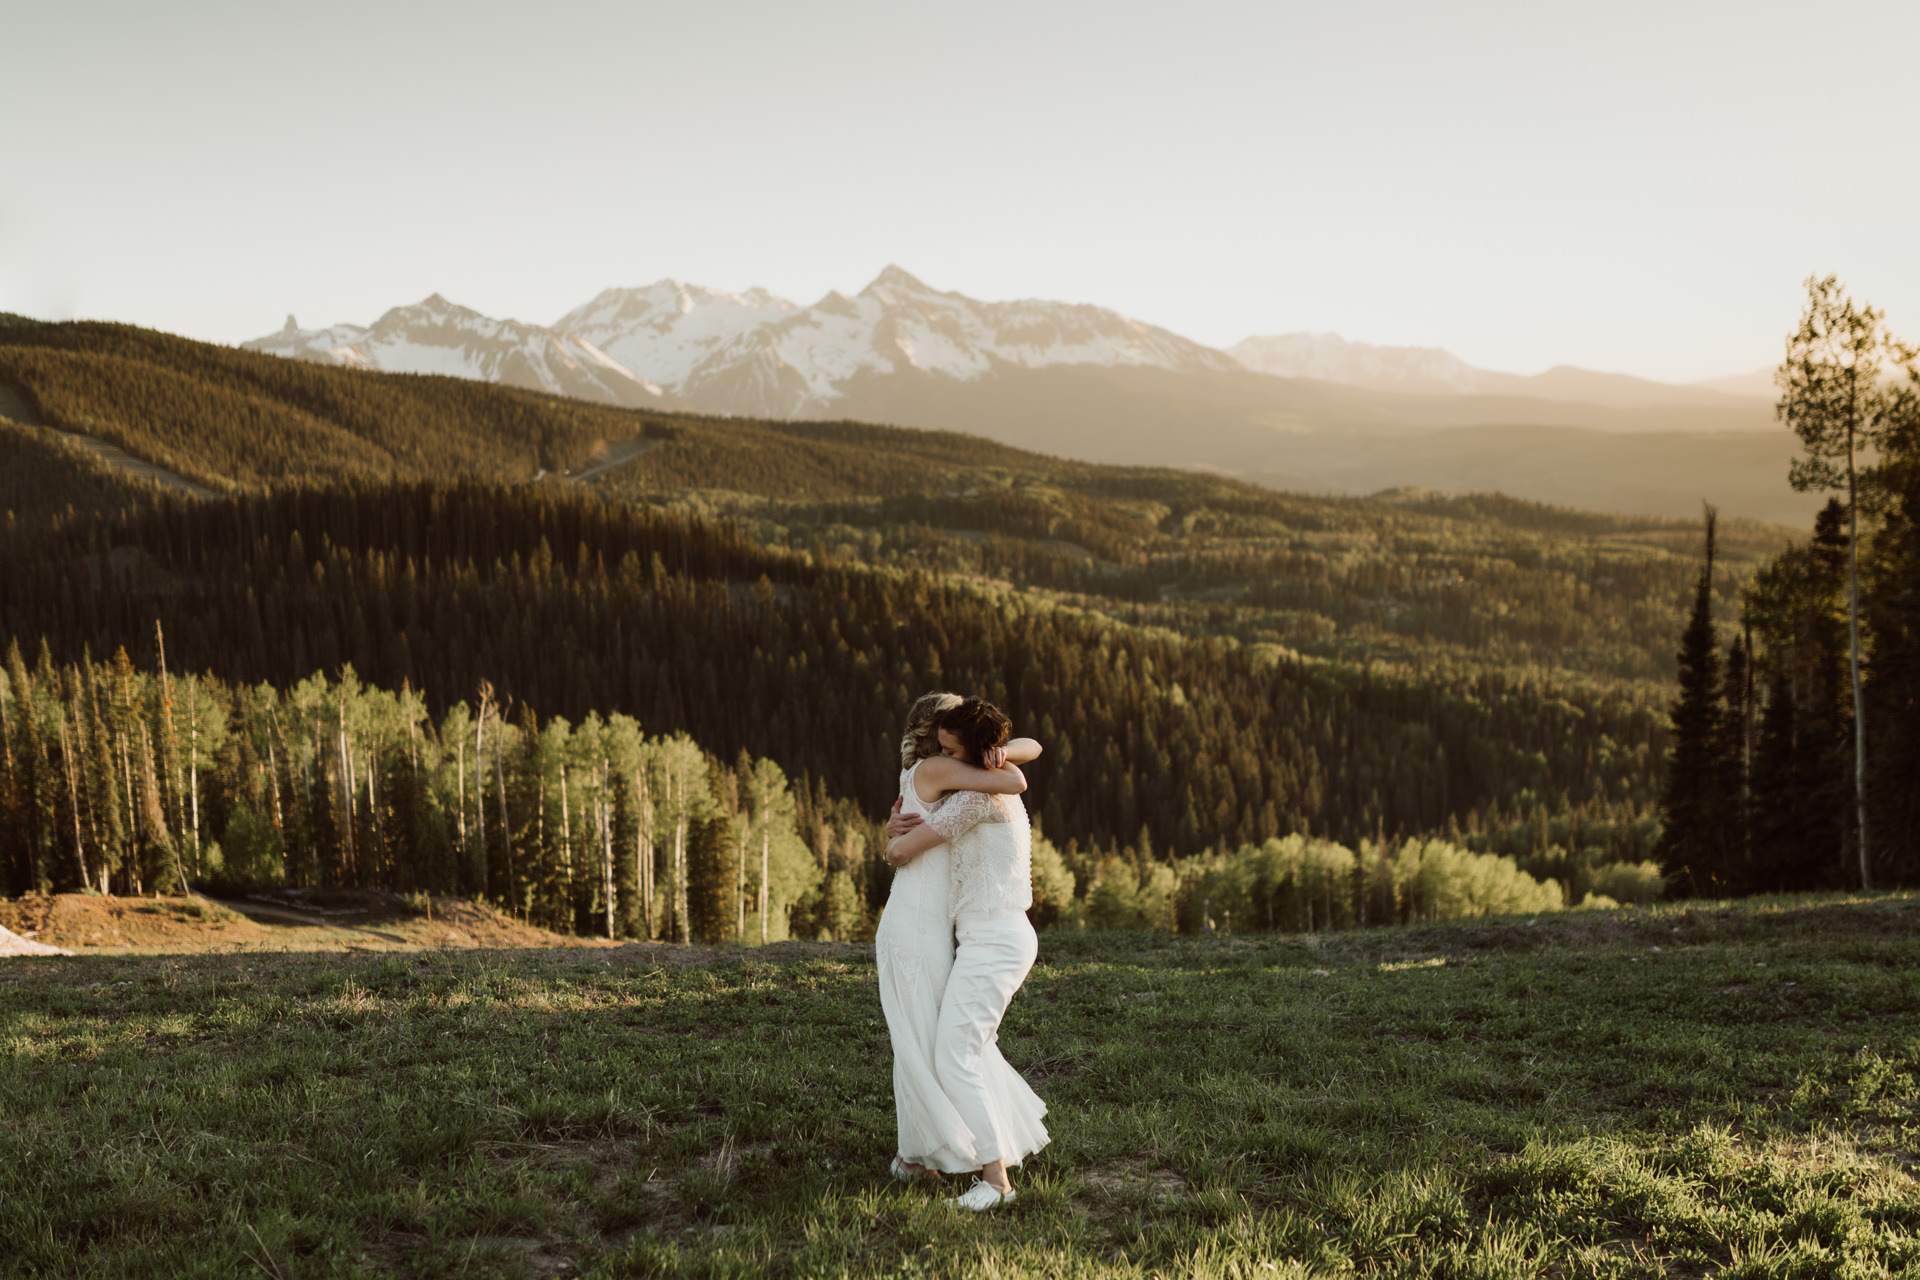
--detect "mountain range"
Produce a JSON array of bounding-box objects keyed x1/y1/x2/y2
[
  {"x1": 1226, "y1": 332, "x2": 1775, "y2": 409},
  {"x1": 244, "y1": 267, "x2": 1812, "y2": 523}
]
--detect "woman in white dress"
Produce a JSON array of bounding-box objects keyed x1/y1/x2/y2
[
  {"x1": 874, "y1": 693, "x2": 1042, "y2": 1187},
  {"x1": 885, "y1": 696, "x2": 1051, "y2": 1211}
]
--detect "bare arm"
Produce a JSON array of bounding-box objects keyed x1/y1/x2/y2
[
  {"x1": 885, "y1": 793, "x2": 922, "y2": 840},
  {"x1": 1003, "y1": 737, "x2": 1042, "y2": 766},
  {"x1": 885, "y1": 820, "x2": 948, "y2": 867},
  {"x1": 913, "y1": 754, "x2": 1026, "y2": 803},
  {"x1": 886, "y1": 789, "x2": 999, "y2": 867}
]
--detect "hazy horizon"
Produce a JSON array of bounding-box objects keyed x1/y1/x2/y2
[{"x1": 4, "y1": 0, "x2": 1916, "y2": 384}]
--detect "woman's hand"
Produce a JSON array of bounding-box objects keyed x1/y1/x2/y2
[
  {"x1": 983, "y1": 744, "x2": 1008, "y2": 770},
  {"x1": 884, "y1": 804, "x2": 923, "y2": 841}
]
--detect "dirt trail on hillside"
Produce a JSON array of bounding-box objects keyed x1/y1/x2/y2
[
  {"x1": 0, "y1": 384, "x2": 216, "y2": 499},
  {"x1": 567, "y1": 437, "x2": 661, "y2": 484}
]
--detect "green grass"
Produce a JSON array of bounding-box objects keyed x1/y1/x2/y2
[{"x1": 2, "y1": 896, "x2": 1917, "y2": 1279}]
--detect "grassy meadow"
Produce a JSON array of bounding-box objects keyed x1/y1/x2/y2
[{"x1": 2, "y1": 895, "x2": 1917, "y2": 1279}]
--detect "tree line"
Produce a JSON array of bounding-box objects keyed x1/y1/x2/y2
[
  {"x1": 5, "y1": 635, "x2": 1629, "y2": 938},
  {"x1": 0, "y1": 640, "x2": 886, "y2": 942},
  {"x1": 1658, "y1": 277, "x2": 1920, "y2": 892},
  {"x1": 0, "y1": 480, "x2": 1673, "y2": 881}
]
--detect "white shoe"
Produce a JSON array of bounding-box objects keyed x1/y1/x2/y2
[{"x1": 950, "y1": 1179, "x2": 1015, "y2": 1211}]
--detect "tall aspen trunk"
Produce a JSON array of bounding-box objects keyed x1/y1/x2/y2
[
  {"x1": 186, "y1": 675, "x2": 200, "y2": 876},
  {"x1": 338, "y1": 722, "x2": 356, "y2": 882},
  {"x1": 474, "y1": 683, "x2": 494, "y2": 895},
  {"x1": 496, "y1": 738, "x2": 514, "y2": 918},
  {"x1": 119, "y1": 731, "x2": 136, "y2": 894},
  {"x1": 561, "y1": 764, "x2": 575, "y2": 908},
  {"x1": 60, "y1": 708, "x2": 91, "y2": 891},
  {"x1": 456, "y1": 742, "x2": 467, "y2": 859},
  {"x1": 1846, "y1": 443, "x2": 1869, "y2": 889},
  {"x1": 366, "y1": 747, "x2": 378, "y2": 883},
  {"x1": 300, "y1": 741, "x2": 314, "y2": 887},
  {"x1": 636, "y1": 768, "x2": 654, "y2": 940},
  {"x1": 267, "y1": 739, "x2": 283, "y2": 829},
  {"x1": 602, "y1": 761, "x2": 615, "y2": 939},
  {"x1": 672, "y1": 775, "x2": 689, "y2": 944},
  {"x1": 154, "y1": 621, "x2": 180, "y2": 844},
  {"x1": 759, "y1": 827, "x2": 769, "y2": 945}
]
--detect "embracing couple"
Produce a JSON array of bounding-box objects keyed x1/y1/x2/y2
[{"x1": 874, "y1": 692, "x2": 1048, "y2": 1212}]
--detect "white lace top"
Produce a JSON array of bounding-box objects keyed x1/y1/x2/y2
[{"x1": 924, "y1": 787, "x2": 1033, "y2": 919}]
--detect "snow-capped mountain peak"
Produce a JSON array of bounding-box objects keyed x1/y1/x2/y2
[
  {"x1": 243, "y1": 294, "x2": 666, "y2": 406},
  {"x1": 542, "y1": 267, "x2": 1238, "y2": 417},
  {"x1": 246, "y1": 269, "x2": 1240, "y2": 421}
]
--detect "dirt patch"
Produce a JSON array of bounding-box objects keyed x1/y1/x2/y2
[
  {"x1": 1021, "y1": 1052, "x2": 1089, "y2": 1094},
  {"x1": 1081, "y1": 1157, "x2": 1189, "y2": 1200},
  {"x1": 0, "y1": 893, "x2": 266, "y2": 952},
  {"x1": 1080, "y1": 1156, "x2": 1191, "y2": 1231},
  {"x1": 0, "y1": 892, "x2": 612, "y2": 954},
  {"x1": 363, "y1": 1229, "x2": 580, "y2": 1279}
]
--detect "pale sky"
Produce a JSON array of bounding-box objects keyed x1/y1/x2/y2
[{"x1": 4, "y1": 0, "x2": 1916, "y2": 384}]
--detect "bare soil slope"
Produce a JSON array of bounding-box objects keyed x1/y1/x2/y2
[{"x1": 0, "y1": 890, "x2": 614, "y2": 954}]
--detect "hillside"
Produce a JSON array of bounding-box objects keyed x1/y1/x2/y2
[
  {"x1": 231, "y1": 271, "x2": 1797, "y2": 521},
  {"x1": 0, "y1": 313, "x2": 1814, "y2": 895}
]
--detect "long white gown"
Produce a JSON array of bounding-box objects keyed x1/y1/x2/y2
[
  {"x1": 875, "y1": 762, "x2": 975, "y2": 1172},
  {"x1": 874, "y1": 764, "x2": 1048, "y2": 1173}
]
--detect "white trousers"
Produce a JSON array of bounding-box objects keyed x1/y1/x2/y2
[{"x1": 933, "y1": 910, "x2": 1050, "y2": 1169}]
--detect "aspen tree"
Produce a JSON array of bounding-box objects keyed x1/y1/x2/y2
[
  {"x1": 560, "y1": 763, "x2": 574, "y2": 910},
  {"x1": 154, "y1": 622, "x2": 182, "y2": 847},
  {"x1": 729, "y1": 769, "x2": 745, "y2": 942},
  {"x1": 60, "y1": 702, "x2": 91, "y2": 891},
  {"x1": 1778, "y1": 276, "x2": 1902, "y2": 888},
  {"x1": 636, "y1": 765, "x2": 655, "y2": 940},
  {"x1": 496, "y1": 720, "x2": 514, "y2": 917},
  {"x1": 601, "y1": 759, "x2": 616, "y2": 939},
  {"x1": 186, "y1": 674, "x2": 201, "y2": 876},
  {"x1": 673, "y1": 771, "x2": 690, "y2": 944},
  {"x1": 474, "y1": 682, "x2": 494, "y2": 894}
]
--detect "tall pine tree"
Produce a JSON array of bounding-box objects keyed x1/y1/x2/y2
[{"x1": 1657, "y1": 506, "x2": 1735, "y2": 894}]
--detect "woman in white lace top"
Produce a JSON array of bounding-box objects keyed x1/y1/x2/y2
[
  {"x1": 874, "y1": 693, "x2": 1042, "y2": 1192},
  {"x1": 885, "y1": 697, "x2": 1051, "y2": 1211}
]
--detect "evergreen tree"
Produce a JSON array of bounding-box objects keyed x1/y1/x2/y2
[
  {"x1": 1744, "y1": 505, "x2": 1854, "y2": 889},
  {"x1": 1656, "y1": 507, "x2": 1734, "y2": 893},
  {"x1": 0, "y1": 640, "x2": 27, "y2": 896},
  {"x1": 1748, "y1": 664, "x2": 1800, "y2": 890},
  {"x1": 1863, "y1": 364, "x2": 1920, "y2": 881},
  {"x1": 1721, "y1": 630, "x2": 1754, "y2": 889}
]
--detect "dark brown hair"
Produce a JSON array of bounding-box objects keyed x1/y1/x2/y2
[{"x1": 938, "y1": 697, "x2": 1010, "y2": 765}]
